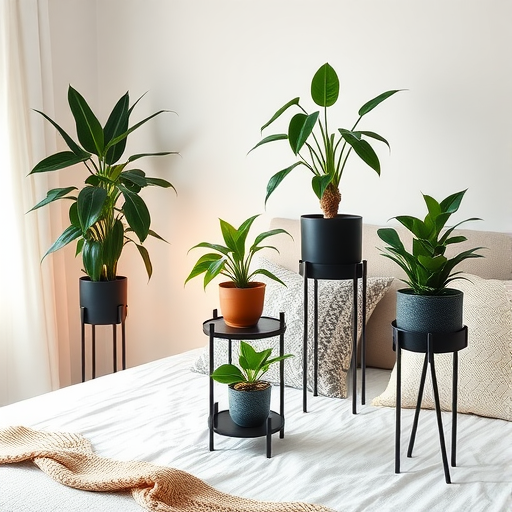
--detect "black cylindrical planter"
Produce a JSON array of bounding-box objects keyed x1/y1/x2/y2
[
  {"x1": 228, "y1": 382, "x2": 272, "y2": 427},
  {"x1": 79, "y1": 276, "x2": 128, "y2": 325},
  {"x1": 396, "y1": 288, "x2": 463, "y2": 334},
  {"x1": 301, "y1": 214, "x2": 362, "y2": 265}
]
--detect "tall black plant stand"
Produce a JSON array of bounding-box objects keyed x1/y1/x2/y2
[
  {"x1": 301, "y1": 260, "x2": 367, "y2": 414},
  {"x1": 393, "y1": 321, "x2": 468, "y2": 484},
  {"x1": 203, "y1": 310, "x2": 286, "y2": 458},
  {"x1": 80, "y1": 304, "x2": 127, "y2": 382}
]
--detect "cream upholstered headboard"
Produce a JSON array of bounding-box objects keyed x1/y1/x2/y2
[{"x1": 265, "y1": 217, "x2": 512, "y2": 369}]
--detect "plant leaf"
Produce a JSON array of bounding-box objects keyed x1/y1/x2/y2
[
  {"x1": 311, "y1": 62, "x2": 339, "y2": 107},
  {"x1": 358, "y1": 90, "x2": 402, "y2": 117},
  {"x1": 312, "y1": 174, "x2": 333, "y2": 200},
  {"x1": 260, "y1": 97, "x2": 300, "y2": 132},
  {"x1": 68, "y1": 85, "x2": 104, "y2": 156},
  {"x1": 82, "y1": 239, "x2": 103, "y2": 281},
  {"x1": 248, "y1": 133, "x2": 288, "y2": 154},
  {"x1": 211, "y1": 364, "x2": 245, "y2": 384},
  {"x1": 30, "y1": 151, "x2": 90, "y2": 174},
  {"x1": 28, "y1": 186, "x2": 77, "y2": 212},
  {"x1": 339, "y1": 129, "x2": 380, "y2": 174},
  {"x1": 265, "y1": 162, "x2": 303, "y2": 206},
  {"x1": 119, "y1": 185, "x2": 151, "y2": 242},
  {"x1": 288, "y1": 112, "x2": 319, "y2": 155},
  {"x1": 43, "y1": 225, "x2": 82, "y2": 260},
  {"x1": 134, "y1": 242, "x2": 153, "y2": 280},
  {"x1": 104, "y1": 92, "x2": 129, "y2": 164},
  {"x1": 77, "y1": 187, "x2": 107, "y2": 232}
]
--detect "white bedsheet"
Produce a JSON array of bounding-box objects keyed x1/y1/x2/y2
[{"x1": 0, "y1": 349, "x2": 511, "y2": 512}]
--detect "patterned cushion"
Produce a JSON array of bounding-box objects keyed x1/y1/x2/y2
[
  {"x1": 192, "y1": 258, "x2": 392, "y2": 398},
  {"x1": 372, "y1": 275, "x2": 512, "y2": 421}
]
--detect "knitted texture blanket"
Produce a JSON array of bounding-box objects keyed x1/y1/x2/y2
[{"x1": 0, "y1": 426, "x2": 333, "y2": 512}]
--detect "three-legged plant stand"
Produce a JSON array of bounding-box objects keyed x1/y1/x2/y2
[
  {"x1": 301, "y1": 260, "x2": 367, "y2": 414},
  {"x1": 203, "y1": 310, "x2": 286, "y2": 458},
  {"x1": 393, "y1": 321, "x2": 468, "y2": 483}
]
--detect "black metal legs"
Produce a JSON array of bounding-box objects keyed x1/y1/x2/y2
[
  {"x1": 302, "y1": 260, "x2": 367, "y2": 414},
  {"x1": 395, "y1": 331, "x2": 463, "y2": 484},
  {"x1": 80, "y1": 305, "x2": 126, "y2": 382}
]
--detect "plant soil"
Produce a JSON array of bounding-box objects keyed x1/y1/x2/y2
[{"x1": 233, "y1": 381, "x2": 270, "y2": 391}]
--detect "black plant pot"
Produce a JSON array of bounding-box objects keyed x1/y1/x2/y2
[
  {"x1": 396, "y1": 288, "x2": 463, "y2": 334},
  {"x1": 301, "y1": 214, "x2": 362, "y2": 266},
  {"x1": 79, "y1": 276, "x2": 128, "y2": 325},
  {"x1": 228, "y1": 382, "x2": 272, "y2": 427}
]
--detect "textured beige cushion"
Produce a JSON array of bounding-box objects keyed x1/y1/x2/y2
[
  {"x1": 372, "y1": 275, "x2": 512, "y2": 421},
  {"x1": 267, "y1": 218, "x2": 512, "y2": 369}
]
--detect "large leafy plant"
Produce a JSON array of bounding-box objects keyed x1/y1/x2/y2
[
  {"x1": 185, "y1": 214, "x2": 291, "y2": 289},
  {"x1": 250, "y1": 62, "x2": 401, "y2": 218},
  {"x1": 211, "y1": 341, "x2": 293, "y2": 388},
  {"x1": 29, "y1": 85, "x2": 178, "y2": 281},
  {"x1": 377, "y1": 190, "x2": 484, "y2": 295}
]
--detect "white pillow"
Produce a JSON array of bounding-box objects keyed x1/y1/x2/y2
[
  {"x1": 373, "y1": 274, "x2": 512, "y2": 421},
  {"x1": 192, "y1": 257, "x2": 392, "y2": 399}
]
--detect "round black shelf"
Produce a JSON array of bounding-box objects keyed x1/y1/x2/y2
[
  {"x1": 202, "y1": 315, "x2": 285, "y2": 340},
  {"x1": 212, "y1": 410, "x2": 284, "y2": 438}
]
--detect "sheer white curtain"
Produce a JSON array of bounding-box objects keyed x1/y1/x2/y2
[{"x1": 0, "y1": 0, "x2": 64, "y2": 405}]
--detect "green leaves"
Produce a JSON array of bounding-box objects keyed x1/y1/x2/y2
[
  {"x1": 251, "y1": 62, "x2": 401, "y2": 215},
  {"x1": 68, "y1": 86, "x2": 104, "y2": 156},
  {"x1": 185, "y1": 214, "x2": 291, "y2": 289},
  {"x1": 29, "y1": 85, "x2": 178, "y2": 281},
  {"x1": 211, "y1": 341, "x2": 293, "y2": 385},
  {"x1": 378, "y1": 190, "x2": 484, "y2": 295},
  {"x1": 311, "y1": 62, "x2": 339, "y2": 107}
]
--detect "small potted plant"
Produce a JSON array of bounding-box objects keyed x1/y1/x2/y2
[
  {"x1": 250, "y1": 62, "x2": 401, "y2": 267},
  {"x1": 377, "y1": 189, "x2": 484, "y2": 333},
  {"x1": 211, "y1": 341, "x2": 293, "y2": 427},
  {"x1": 185, "y1": 214, "x2": 291, "y2": 328},
  {"x1": 29, "y1": 85, "x2": 178, "y2": 324}
]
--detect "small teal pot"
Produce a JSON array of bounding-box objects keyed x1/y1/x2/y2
[
  {"x1": 228, "y1": 382, "x2": 271, "y2": 427},
  {"x1": 396, "y1": 288, "x2": 463, "y2": 334}
]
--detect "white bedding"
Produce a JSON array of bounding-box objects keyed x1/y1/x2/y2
[{"x1": 0, "y1": 349, "x2": 511, "y2": 512}]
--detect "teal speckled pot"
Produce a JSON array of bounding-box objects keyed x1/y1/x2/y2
[
  {"x1": 396, "y1": 288, "x2": 463, "y2": 334},
  {"x1": 228, "y1": 382, "x2": 271, "y2": 427}
]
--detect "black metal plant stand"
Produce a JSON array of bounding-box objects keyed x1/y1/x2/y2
[
  {"x1": 393, "y1": 321, "x2": 468, "y2": 484},
  {"x1": 80, "y1": 304, "x2": 127, "y2": 382},
  {"x1": 203, "y1": 310, "x2": 286, "y2": 458},
  {"x1": 301, "y1": 260, "x2": 367, "y2": 414}
]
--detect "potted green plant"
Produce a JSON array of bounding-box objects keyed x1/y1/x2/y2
[
  {"x1": 185, "y1": 214, "x2": 291, "y2": 328},
  {"x1": 29, "y1": 85, "x2": 178, "y2": 325},
  {"x1": 211, "y1": 340, "x2": 293, "y2": 427},
  {"x1": 377, "y1": 189, "x2": 484, "y2": 333},
  {"x1": 250, "y1": 62, "x2": 401, "y2": 267}
]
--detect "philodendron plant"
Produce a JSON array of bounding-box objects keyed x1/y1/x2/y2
[
  {"x1": 211, "y1": 341, "x2": 293, "y2": 391},
  {"x1": 185, "y1": 214, "x2": 291, "y2": 289},
  {"x1": 250, "y1": 62, "x2": 401, "y2": 218},
  {"x1": 29, "y1": 85, "x2": 178, "y2": 281},
  {"x1": 377, "y1": 189, "x2": 484, "y2": 295}
]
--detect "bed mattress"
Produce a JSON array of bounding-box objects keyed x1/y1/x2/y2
[{"x1": 0, "y1": 349, "x2": 511, "y2": 512}]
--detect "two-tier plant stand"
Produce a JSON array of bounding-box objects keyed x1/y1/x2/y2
[{"x1": 203, "y1": 310, "x2": 286, "y2": 458}]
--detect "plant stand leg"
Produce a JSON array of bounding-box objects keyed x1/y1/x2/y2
[
  {"x1": 92, "y1": 325, "x2": 96, "y2": 380},
  {"x1": 452, "y1": 350, "x2": 458, "y2": 467},
  {"x1": 361, "y1": 260, "x2": 367, "y2": 405},
  {"x1": 302, "y1": 263, "x2": 308, "y2": 413},
  {"x1": 351, "y1": 271, "x2": 358, "y2": 415},
  {"x1": 313, "y1": 279, "x2": 318, "y2": 397},
  {"x1": 266, "y1": 417, "x2": 272, "y2": 458},
  {"x1": 429, "y1": 335, "x2": 451, "y2": 484},
  {"x1": 407, "y1": 353, "x2": 429, "y2": 458},
  {"x1": 395, "y1": 337, "x2": 402, "y2": 474}
]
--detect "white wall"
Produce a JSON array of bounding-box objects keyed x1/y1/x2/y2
[{"x1": 46, "y1": 0, "x2": 512, "y2": 384}]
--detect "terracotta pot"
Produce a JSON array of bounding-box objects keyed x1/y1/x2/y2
[{"x1": 219, "y1": 281, "x2": 266, "y2": 328}]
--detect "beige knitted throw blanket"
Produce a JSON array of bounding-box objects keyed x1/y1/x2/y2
[{"x1": 0, "y1": 426, "x2": 333, "y2": 512}]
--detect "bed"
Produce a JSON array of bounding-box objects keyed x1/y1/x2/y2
[{"x1": 1, "y1": 219, "x2": 511, "y2": 511}]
